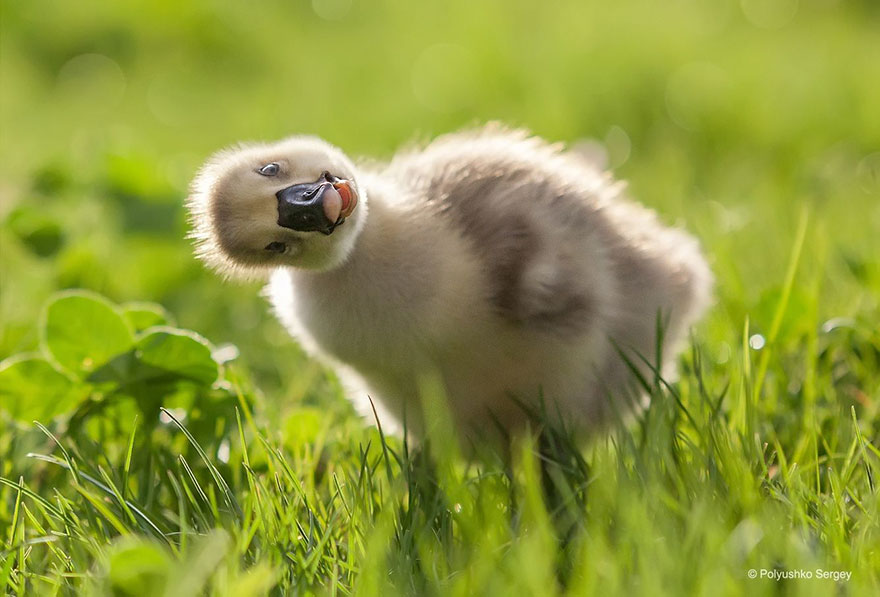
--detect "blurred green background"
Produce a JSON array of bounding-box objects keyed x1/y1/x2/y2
[{"x1": 2, "y1": 0, "x2": 879, "y2": 416}]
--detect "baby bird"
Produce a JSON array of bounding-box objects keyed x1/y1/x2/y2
[{"x1": 187, "y1": 125, "x2": 712, "y2": 438}]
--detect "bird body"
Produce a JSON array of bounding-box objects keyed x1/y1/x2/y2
[{"x1": 188, "y1": 126, "x2": 712, "y2": 437}]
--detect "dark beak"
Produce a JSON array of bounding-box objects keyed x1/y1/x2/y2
[{"x1": 275, "y1": 180, "x2": 343, "y2": 235}]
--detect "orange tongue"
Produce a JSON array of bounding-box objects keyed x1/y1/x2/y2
[{"x1": 333, "y1": 181, "x2": 357, "y2": 217}]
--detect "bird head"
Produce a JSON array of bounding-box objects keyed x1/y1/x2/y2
[{"x1": 187, "y1": 136, "x2": 366, "y2": 277}]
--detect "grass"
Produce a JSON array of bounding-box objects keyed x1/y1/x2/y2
[
  {"x1": 3, "y1": 311, "x2": 878, "y2": 595},
  {"x1": 2, "y1": 0, "x2": 879, "y2": 594}
]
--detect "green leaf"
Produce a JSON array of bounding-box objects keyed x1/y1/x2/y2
[
  {"x1": 0, "y1": 355, "x2": 82, "y2": 422},
  {"x1": 6, "y1": 205, "x2": 65, "y2": 257},
  {"x1": 86, "y1": 327, "x2": 220, "y2": 417},
  {"x1": 105, "y1": 537, "x2": 172, "y2": 596},
  {"x1": 41, "y1": 290, "x2": 134, "y2": 377},
  {"x1": 122, "y1": 302, "x2": 175, "y2": 333},
  {"x1": 135, "y1": 327, "x2": 218, "y2": 387},
  {"x1": 166, "y1": 530, "x2": 230, "y2": 596}
]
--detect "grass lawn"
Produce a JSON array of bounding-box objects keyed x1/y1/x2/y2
[{"x1": 1, "y1": 0, "x2": 879, "y2": 595}]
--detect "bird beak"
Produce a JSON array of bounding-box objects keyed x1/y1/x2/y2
[
  {"x1": 275, "y1": 176, "x2": 358, "y2": 236},
  {"x1": 274, "y1": 182, "x2": 339, "y2": 235}
]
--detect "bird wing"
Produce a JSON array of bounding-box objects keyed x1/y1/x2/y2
[{"x1": 393, "y1": 129, "x2": 612, "y2": 337}]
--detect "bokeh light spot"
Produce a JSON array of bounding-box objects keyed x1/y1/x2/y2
[
  {"x1": 856, "y1": 152, "x2": 880, "y2": 195},
  {"x1": 569, "y1": 139, "x2": 608, "y2": 170},
  {"x1": 716, "y1": 343, "x2": 731, "y2": 364},
  {"x1": 56, "y1": 53, "x2": 126, "y2": 109},
  {"x1": 605, "y1": 125, "x2": 631, "y2": 169},
  {"x1": 740, "y1": 0, "x2": 799, "y2": 29},
  {"x1": 312, "y1": 0, "x2": 352, "y2": 21},
  {"x1": 217, "y1": 439, "x2": 231, "y2": 463}
]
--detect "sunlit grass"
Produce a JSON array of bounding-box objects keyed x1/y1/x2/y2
[{"x1": 3, "y1": 309, "x2": 878, "y2": 595}]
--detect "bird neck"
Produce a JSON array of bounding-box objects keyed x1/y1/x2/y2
[{"x1": 314, "y1": 179, "x2": 437, "y2": 306}]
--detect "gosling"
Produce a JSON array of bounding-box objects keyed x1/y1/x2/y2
[{"x1": 187, "y1": 125, "x2": 712, "y2": 438}]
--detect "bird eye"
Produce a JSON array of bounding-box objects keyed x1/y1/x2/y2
[{"x1": 258, "y1": 163, "x2": 280, "y2": 176}]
